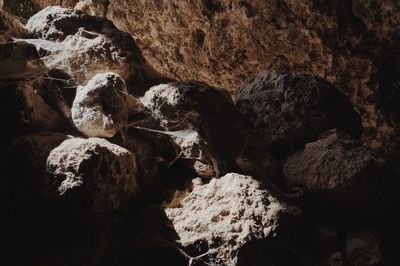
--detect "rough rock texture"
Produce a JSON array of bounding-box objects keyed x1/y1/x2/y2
[
  {"x1": 0, "y1": 79, "x2": 65, "y2": 148},
  {"x1": 281, "y1": 129, "x2": 395, "y2": 220},
  {"x1": 71, "y1": 72, "x2": 128, "y2": 138},
  {"x1": 0, "y1": 9, "x2": 29, "y2": 43},
  {"x1": 25, "y1": 6, "x2": 162, "y2": 95},
  {"x1": 75, "y1": 0, "x2": 107, "y2": 17},
  {"x1": 33, "y1": 0, "x2": 77, "y2": 8},
  {"x1": 0, "y1": 41, "x2": 69, "y2": 149},
  {"x1": 46, "y1": 137, "x2": 138, "y2": 212},
  {"x1": 165, "y1": 173, "x2": 302, "y2": 265},
  {"x1": 345, "y1": 231, "x2": 381, "y2": 266},
  {"x1": 2, "y1": 2, "x2": 400, "y2": 266},
  {"x1": 32, "y1": 0, "x2": 400, "y2": 153},
  {"x1": 35, "y1": 68, "x2": 76, "y2": 119},
  {"x1": 0, "y1": 41, "x2": 47, "y2": 80},
  {"x1": 140, "y1": 82, "x2": 248, "y2": 176},
  {"x1": 236, "y1": 70, "x2": 362, "y2": 157}
]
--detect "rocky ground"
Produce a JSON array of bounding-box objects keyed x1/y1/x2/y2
[{"x1": 1, "y1": 2, "x2": 400, "y2": 266}]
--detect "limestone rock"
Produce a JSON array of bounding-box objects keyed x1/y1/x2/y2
[
  {"x1": 140, "y1": 82, "x2": 248, "y2": 176},
  {"x1": 75, "y1": 0, "x2": 107, "y2": 17},
  {"x1": 34, "y1": 0, "x2": 400, "y2": 153},
  {"x1": 165, "y1": 173, "x2": 302, "y2": 265},
  {"x1": 26, "y1": 6, "x2": 161, "y2": 95},
  {"x1": 344, "y1": 231, "x2": 381, "y2": 266},
  {"x1": 35, "y1": 68, "x2": 76, "y2": 120},
  {"x1": 33, "y1": 0, "x2": 77, "y2": 9},
  {"x1": 0, "y1": 9, "x2": 29, "y2": 43},
  {"x1": 236, "y1": 70, "x2": 362, "y2": 157},
  {"x1": 46, "y1": 137, "x2": 138, "y2": 212},
  {"x1": 0, "y1": 41, "x2": 47, "y2": 80},
  {"x1": 281, "y1": 129, "x2": 393, "y2": 220},
  {"x1": 170, "y1": 129, "x2": 216, "y2": 177},
  {"x1": 71, "y1": 72, "x2": 128, "y2": 138}
]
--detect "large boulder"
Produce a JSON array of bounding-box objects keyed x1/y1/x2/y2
[
  {"x1": 0, "y1": 80, "x2": 65, "y2": 149},
  {"x1": 25, "y1": 6, "x2": 162, "y2": 95},
  {"x1": 46, "y1": 137, "x2": 138, "y2": 212},
  {"x1": 140, "y1": 82, "x2": 248, "y2": 176},
  {"x1": 236, "y1": 70, "x2": 362, "y2": 157},
  {"x1": 71, "y1": 72, "x2": 128, "y2": 138},
  {"x1": 281, "y1": 129, "x2": 396, "y2": 221},
  {"x1": 165, "y1": 173, "x2": 302, "y2": 265}
]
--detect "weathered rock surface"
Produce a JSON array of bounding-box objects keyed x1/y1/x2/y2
[
  {"x1": 71, "y1": 72, "x2": 128, "y2": 138},
  {"x1": 75, "y1": 0, "x2": 107, "y2": 17},
  {"x1": 35, "y1": 68, "x2": 76, "y2": 119},
  {"x1": 2, "y1": 2, "x2": 400, "y2": 266},
  {"x1": 46, "y1": 137, "x2": 138, "y2": 212},
  {"x1": 344, "y1": 231, "x2": 381, "y2": 266},
  {"x1": 236, "y1": 70, "x2": 362, "y2": 157},
  {"x1": 141, "y1": 82, "x2": 248, "y2": 176},
  {"x1": 0, "y1": 40, "x2": 47, "y2": 80},
  {"x1": 32, "y1": 0, "x2": 400, "y2": 153},
  {"x1": 0, "y1": 40, "x2": 71, "y2": 150},
  {"x1": 25, "y1": 6, "x2": 162, "y2": 95},
  {"x1": 0, "y1": 79, "x2": 65, "y2": 149},
  {"x1": 281, "y1": 129, "x2": 395, "y2": 220},
  {"x1": 165, "y1": 173, "x2": 302, "y2": 265},
  {"x1": 0, "y1": 9, "x2": 29, "y2": 43}
]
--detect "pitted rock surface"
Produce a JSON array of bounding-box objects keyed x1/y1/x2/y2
[{"x1": 46, "y1": 137, "x2": 138, "y2": 212}]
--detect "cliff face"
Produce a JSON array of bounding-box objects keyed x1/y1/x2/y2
[
  {"x1": 1, "y1": 2, "x2": 400, "y2": 266},
  {"x1": 31, "y1": 0, "x2": 400, "y2": 154}
]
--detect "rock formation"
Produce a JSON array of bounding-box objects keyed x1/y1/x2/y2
[
  {"x1": 236, "y1": 70, "x2": 362, "y2": 157},
  {"x1": 25, "y1": 6, "x2": 164, "y2": 95},
  {"x1": 0, "y1": 8, "x2": 29, "y2": 43},
  {"x1": 71, "y1": 72, "x2": 129, "y2": 138},
  {"x1": 46, "y1": 137, "x2": 138, "y2": 212},
  {"x1": 281, "y1": 129, "x2": 398, "y2": 222},
  {"x1": 30, "y1": 0, "x2": 400, "y2": 155},
  {"x1": 166, "y1": 173, "x2": 302, "y2": 265},
  {"x1": 1, "y1": 2, "x2": 400, "y2": 266}
]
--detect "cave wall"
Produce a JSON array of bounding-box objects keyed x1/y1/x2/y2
[{"x1": 28, "y1": 0, "x2": 400, "y2": 155}]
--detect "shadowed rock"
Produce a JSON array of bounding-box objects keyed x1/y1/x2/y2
[
  {"x1": 140, "y1": 81, "x2": 248, "y2": 176},
  {"x1": 281, "y1": 129, "x2": 397, "y2": 222},
  {"x1": 236, "y1": 70, "x2": 362, "y2": 157}
]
